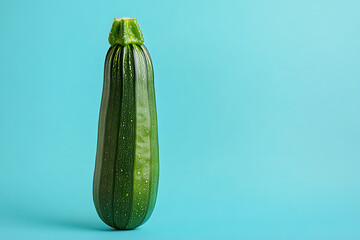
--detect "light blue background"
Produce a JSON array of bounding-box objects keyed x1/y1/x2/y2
[{"x1": 1, "y1": 0, "x2": 359, "y2": 239}]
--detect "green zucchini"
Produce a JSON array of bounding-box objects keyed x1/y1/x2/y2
[{"x1": 93, "y1": 17, "x2": 159, "y2": 230}]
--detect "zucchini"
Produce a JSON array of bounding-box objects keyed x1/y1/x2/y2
[{"x1": 93, "y1": 17, "x2": 159, "y2": 230}]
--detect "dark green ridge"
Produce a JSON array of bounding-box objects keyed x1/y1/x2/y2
[
  {"x1": 105, "y1": 45, "x2": 123, "y2": 227},
  {"x1": 94, "y1": 45, "x2": 121, "y2": 227},
  {"x1": 94, "y1": 45, "x2": 117, "y2": 225},
  {"x1": 113, "y1": 45, "x2": 136, "y2": 229},
  {"x1": 126, "y1": 44, "x2": 152, "y2": 229},
  {"x1": 140, "y1": 45, "x2": 159, "y2": 224},
  {"x1": 111, "y1": 45, "x2": 124, "y2": 228},
  {"x1": 93, "y1": 45, "x2": 116, "y2": 224}
]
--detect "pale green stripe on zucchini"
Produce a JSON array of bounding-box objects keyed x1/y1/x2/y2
[
  {"x1": 141, "y1": 45, "x2": 159, "y2": 224},
  {"x1": 126, "y1": 44, "x2": 152, "y2": 229}
]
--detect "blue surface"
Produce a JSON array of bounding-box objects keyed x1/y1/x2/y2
[{"x1": 1, "y1": 0, "x2": 360, "y2": 239}]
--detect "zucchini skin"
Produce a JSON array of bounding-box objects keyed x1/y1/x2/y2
[{"x1": 93, "y1": 44, "x2": 159, "y2": 229}]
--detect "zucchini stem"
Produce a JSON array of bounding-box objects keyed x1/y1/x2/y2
[{"x1": 108, "y1": 18, "x2": 144, "y2": 46}]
